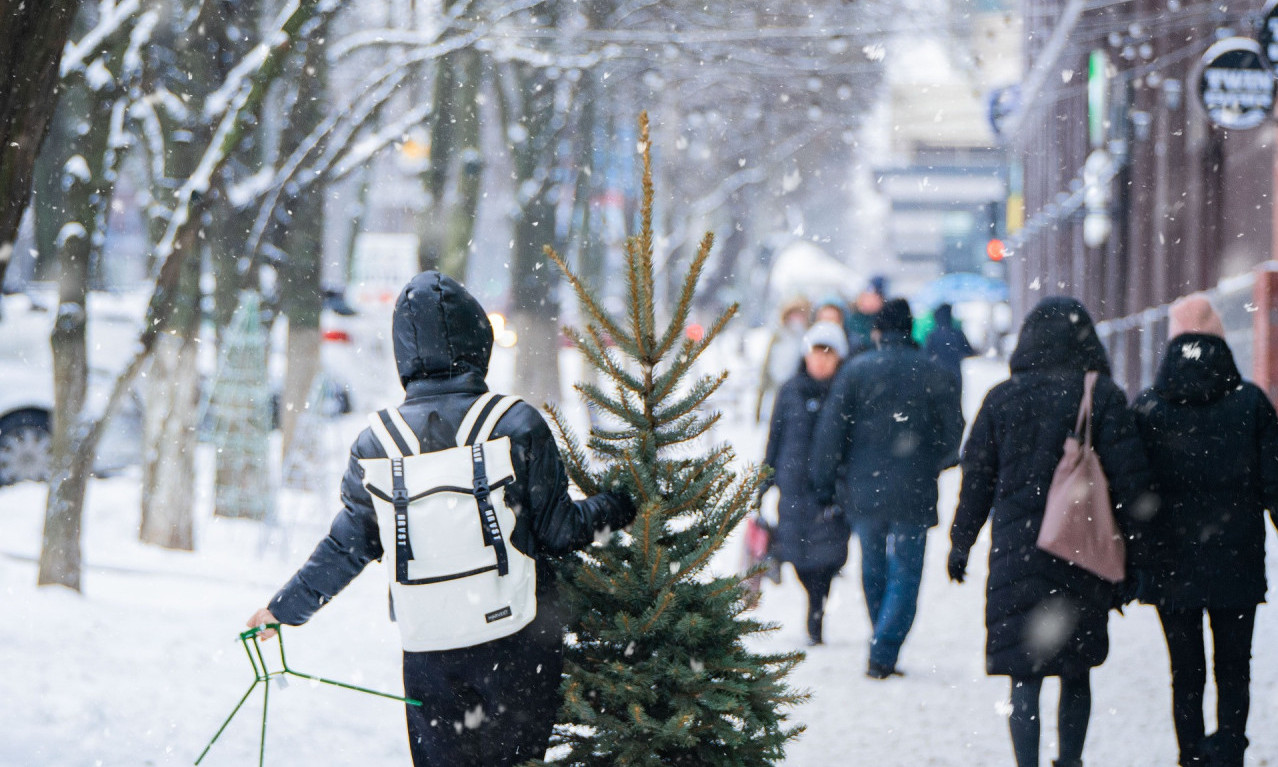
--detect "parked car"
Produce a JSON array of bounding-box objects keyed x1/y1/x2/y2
[{"x1": 0, "y1": 291, "x2": 144, "y2": 485}]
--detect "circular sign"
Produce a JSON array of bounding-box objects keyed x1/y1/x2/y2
[
  {"x1": 1259, "y1": 0, "x2": 1278, "y2": 72},
  {"x1": 1197, "y1": 38, "x2": 1274, "y2": 130}
]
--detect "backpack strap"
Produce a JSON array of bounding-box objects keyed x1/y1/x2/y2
[
  {"x1": 455, "y1": 392, "x2": 500, "y2": 446},
  {"x1": 368, "y1": 410, "x2": 408, "y2": 458},
  {"x1": 464, "y1": 395, "x2": 524, "y2": 446},
  {"x1": 471, "y1": 442, "x2": 509, "y2": 576}
]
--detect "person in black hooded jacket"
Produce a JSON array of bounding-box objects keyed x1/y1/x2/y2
[
  {"x1": 809, "y1": 298, "x2": 964, "y2": 678},
  {"x1": 948, "y1": 296, "x2": 1151, "y2": 767},
  {"x1": 1132, "y1": 294, "x2": 1278, "y2": 767},
  {"x1": 245, "y1": 272, "x2": 635, "y2": 767}
]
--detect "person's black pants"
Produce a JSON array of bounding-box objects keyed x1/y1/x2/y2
[
  {"x1": 794, "y1": 563, "x2": 840, "y2": 641},
  {"x1": 402, "y1": 611, "x2": 563, "y2": 767},
  {"x1": 1158, "y1": 606, "x2": 1256, "y2": 767},
  {"x1": 1008, "y1": 673, "x2": 1090, "y2": 767}
]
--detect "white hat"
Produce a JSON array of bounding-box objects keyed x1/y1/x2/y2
[{"x1": 803, "y1": 321, "x2": 849, "y2": 359}]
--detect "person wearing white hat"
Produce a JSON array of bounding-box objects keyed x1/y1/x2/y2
[{"x1": 760, "y1": 321, "x2": 853, "y2": 645}]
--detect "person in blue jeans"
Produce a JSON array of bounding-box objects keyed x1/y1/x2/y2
[{"x1": 809, "y1": 299, "x2": 964, "y2": 678}]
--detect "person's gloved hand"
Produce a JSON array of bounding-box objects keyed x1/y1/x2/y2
[
  {"x1": 605, "y1": 491, "x2": 638, "y2": 530},
  {"x1": 947, "y1": 547, "x2": 968, "y2": 583}
]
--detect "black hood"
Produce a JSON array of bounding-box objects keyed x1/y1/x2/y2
[
  {"x1": 1009, "y1": 296, "x2": 1111, "y2": 375},
  {"x1": 392, "y1": 271, "x2": 493, "y2": 387},
  {"x1": 1153, "y1": 333, "x2": 1242, "y2": 405}
]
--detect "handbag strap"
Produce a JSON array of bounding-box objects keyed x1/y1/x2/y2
[{"x1": 1075, "y1": 371, "x2": 1099, "y2": 448}]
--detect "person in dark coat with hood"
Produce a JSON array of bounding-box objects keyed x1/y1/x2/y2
[
  {"x1": 809, "y1": 298, "x2": 965, "y2": 678},
  {"x1": 762, "y1": 321, "x2": 853, "y2": 646},
  {"x1": 246, "y1": 272, "x2": 636, "y2": 767},
  {"x1": 947, "y1": 296, "x2": 1152, "y2": 767},
  {"x1": 1132, "y1": 294, "x2": 1278, "y2": 767},
  {"x1": 924, "y1": 302, "x2": 976, "y2": 393}
]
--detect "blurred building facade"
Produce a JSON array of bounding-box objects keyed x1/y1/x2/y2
[{"x1": 1007, "y1": 0, "x2": 1274, "y2": 389}]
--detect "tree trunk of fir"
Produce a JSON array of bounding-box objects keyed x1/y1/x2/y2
[
  {"x1": 138, "y1": 328, "x2": 199, "y2": 550},
  {"x1": 0, "y1": 0, "x2": 81, "y2": 291}
]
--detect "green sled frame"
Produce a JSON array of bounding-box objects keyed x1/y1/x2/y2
[{"x1": 195, "y1": 623, "x2": 421, "y2": 766}]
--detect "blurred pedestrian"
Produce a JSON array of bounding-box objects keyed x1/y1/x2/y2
[
  {"x1": 810, "y1": 298, "x2": 964, "y2": 678},
  {"x1": 924, "y1": 303, "x2": 976, "y2": 395},
  {"x1": 1132, "y1": 294, "x2": 1278, "y2": 767},
  {"x1": 755, "y1": 295, "x2": 812, "y2": 422},
  {"x1": 947, "y1": 296, "x2": 1151, "y2": 767},
  {"x1": 761, "y1": 321, "x2": 853, "y2": 646},
  {"x1": 245, "y1": 272, "x2": 636, "y2": 767}
]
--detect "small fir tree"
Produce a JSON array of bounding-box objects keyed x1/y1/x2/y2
[{"x1": 540, "y1": 112, "x2": 805, "y2": 767}]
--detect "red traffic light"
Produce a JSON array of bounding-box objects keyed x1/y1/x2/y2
[{"x1": 986, "y1": 238, "x2": 1006, "y2": 262}]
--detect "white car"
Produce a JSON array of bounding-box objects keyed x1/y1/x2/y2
[{"x1": 0, "y1": 291, "x2": 144, "y2": 485}]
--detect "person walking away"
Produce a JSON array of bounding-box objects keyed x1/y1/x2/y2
[
  {"x1": 810, "y1": 298, "x2": 965, "y2": 678},
  {"x1": 924, "y1": 302, "x2": 976, "y2": 396},
  {"x1": 245, "y1": 271, "x2": 636, "y2": 767},
  {"x1": 1132, "y1": 294, "x2": 1278, "y2": 767},
  {"x1": 947, "y1": 296, "x2": 1151, "y2": 767},
  {"x1": 761, "y1": 321, "x2": 853, "y2": 646},
  {"x1": 755, "y1": 295, "x2": 812, "y2": 422}
]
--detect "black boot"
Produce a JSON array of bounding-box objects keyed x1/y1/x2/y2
[
  {"x1": 806, "y1": 610, "x2": 823, "y2": 646},
  {"x1": 1052, "y1": 760, "x2": 1082, "y2": 767}
]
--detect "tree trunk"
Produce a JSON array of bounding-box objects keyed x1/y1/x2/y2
[
  {"x1": 418, "y1": 46, "x2": 482, "y2": 280},
  {"x1": 138, "y1": 328, "x2": 199, "y2": 550},
  {"x1": 140, "y1": 244, "x2": 201, "y2": 544},
  {"x1": 0, "y1": 0, "x2": 81, "y2": 291},
  {"x1": 37, "y1": 15, "x2": 130, "y2": 588},
  {"x1": 277, "y1": 13, "x2": 329, "y2": 459},
  {"x1": 506, "y1": 62, "x2": 562, "y2": 407},
  {"x1": 280, "y1": 324, "x2": 320, "y2": 459}
]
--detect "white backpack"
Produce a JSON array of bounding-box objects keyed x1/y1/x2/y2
[{"x1": 360, "y1": 393, "x2": 537, "y2": 652}]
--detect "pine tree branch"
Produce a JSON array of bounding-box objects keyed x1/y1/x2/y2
[
  {"x1": 546, "y1": 404, "x2": 601, "y2": 495},
  {"x1": 546, "y1": 245, "x2": 631, "y2": 352},
  {"x1": 655, "y1": 231, "x2": 715, "y2": 359}
]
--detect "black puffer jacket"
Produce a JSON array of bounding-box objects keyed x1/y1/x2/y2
[
  {"x1": 1133, "y1": 333, "x2": 1278, "y2": 610},
  {"x1": 269, "y1": 271, "x2": 634, "y2": 626},
  {"x1": 950, "y1": 297, "x2": 1151, "y2": 678},
  {"x1": 809, "y1": 331, "x2": 965, "y2": 528},
  {"x1": 763, "y1": 364, "x2": 851, "y2": 570}
]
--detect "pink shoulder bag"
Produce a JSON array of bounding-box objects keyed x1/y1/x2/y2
[{"x1": 1036, "y1": 371, "x2": 1126, "y2": 583}]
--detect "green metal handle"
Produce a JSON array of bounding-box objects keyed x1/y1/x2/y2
[{"x1": 195, "y1": 624, "x2": 420, "y2": 766}]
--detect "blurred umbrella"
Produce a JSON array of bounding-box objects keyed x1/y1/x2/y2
[{"x1": 912, "y1": 272, "x2": 1009, "y2": 309}]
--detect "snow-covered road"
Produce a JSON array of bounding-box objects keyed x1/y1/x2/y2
[{"x1": 3, "y1": 357, "x2": 1277, "y2": 766}]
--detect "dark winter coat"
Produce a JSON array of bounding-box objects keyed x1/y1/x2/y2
[
  {"x1": 269, "y1": 271, "x2": 634, "y2": 628},
  {"x1": 808, "y1": 331, "x2": 965, "y2": 528},
  {"x1": 763, "y1": 365, "x2": 851, "y2": 570},
  {"x1": 950, "y1": 297, "x2": 1152, "y2": 678},
  {"x1": 1132, "y1": 333, "x2": 1278, "y2": 610},
  {"x1": 924, "y1": 304, "x2": 976, "y2": 384}
]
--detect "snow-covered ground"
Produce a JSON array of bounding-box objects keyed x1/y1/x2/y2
[{"x1": 4, "y1": 355, "x2": 1278, "y2": 766}]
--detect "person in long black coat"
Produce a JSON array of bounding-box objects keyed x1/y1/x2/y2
[
  {"x1": 1132, "y1": 294, "x2": 1278, "y2": 767},
  {"x1": 947, "y1": 296, "x2": 1151, "y2": 767},
  {"x1": 762, "y1": 321, "x2": 853, "y2": 646},
  {"x1": 246, "y1": 272, "x2": 636, "y2": 767},
  {"x1": 810, "y1": 299, "x2": 965, "y2": 677}
]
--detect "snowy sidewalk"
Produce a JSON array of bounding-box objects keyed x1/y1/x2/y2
[{"x1": 3, "y1": 357, "x2": 1278, "y2": 765}]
